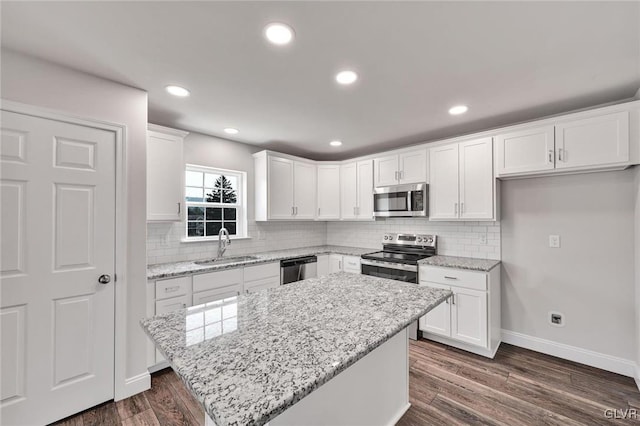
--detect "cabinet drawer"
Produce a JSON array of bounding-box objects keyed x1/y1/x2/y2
[
  {"x1": 193, "y1": 268, "x2": 243, "y2": 293},
  {"x1": 244, "y1": 262, "x2": 279, "y2": 282},
  {"x1": 193, "y1": 284, "x2": 242, "y2": 306},
  {"x1": 245, "y1": 276, "x2": 279, "y2": 292},
  {"x1": 343, "y1": 255, "x2": 361, "y2": 273},
  {"x1": 156, "y1": 294, "x2": 189, "y2": 315},
  {"x1": 419, "y1": 266, "x2": 486, "y2": 291},
  {"x1": 155, "y1": 276, "x2": 190, "y2": 300}
]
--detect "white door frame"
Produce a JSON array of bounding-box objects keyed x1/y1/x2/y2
[{"x1": 1, "y1": 99, "x2": 137, "y2": 402}]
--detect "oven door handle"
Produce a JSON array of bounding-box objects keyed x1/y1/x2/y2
[{"x1": 361, "y1": 258, "x2": 418, "y2": 272}]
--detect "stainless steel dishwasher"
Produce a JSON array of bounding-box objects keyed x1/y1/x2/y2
[{"x1": 280, "y1": 255, "x2": 318, "y2": 285}]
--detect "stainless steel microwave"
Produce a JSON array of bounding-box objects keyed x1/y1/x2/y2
[{"x1": 373, "y1": 183, "x2": 428, "y2": 217}]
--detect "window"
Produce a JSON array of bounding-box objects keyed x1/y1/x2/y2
[{"x1": 184, "y1": 165, "x2": 247, "y2": 240}]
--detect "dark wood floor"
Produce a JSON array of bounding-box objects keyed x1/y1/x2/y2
[{"x1": 54, "y1": 339, "x2": 640, "y2": 425}]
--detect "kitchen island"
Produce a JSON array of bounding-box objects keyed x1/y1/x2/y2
[{"x1": 141, "y1": 272, "x2": 451, "y2": 426}]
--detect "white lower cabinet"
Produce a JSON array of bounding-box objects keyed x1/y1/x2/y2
[
  {"x1": 329, "y1": 254, "x2": 343, "y2": 273},
  {"x1": 244, "y1": 262, "x2": 280, "y2": 293},
  {"x1": 418, "y1": 265, "x2": 500, "y2": 358},
  {"x1": 317, "y1": 255, "x2": 330, "y2": 276}
]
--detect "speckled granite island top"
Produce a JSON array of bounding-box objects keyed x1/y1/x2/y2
[
  {"x1": 418, "y1": 255, "x2": 501, "y2": 271},
  {"x1": 147, "y1": 245, "x2": 375, "y2": 280},
  {"x1": 141, "y1": 272, "x2": 451, "y2": 426}
]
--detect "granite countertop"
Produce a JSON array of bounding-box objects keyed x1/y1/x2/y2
[
  {"x1": 418, "y1": 255, "x2": 501, "y2": 272},
  {"x1": 140, "y1": 272, "x2": 451, "y2": 426},
  {"x1": 147, "y1": 245, "x2": 375, "y2": 280}
]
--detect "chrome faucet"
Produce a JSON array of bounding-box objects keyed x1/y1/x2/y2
[{"x1": 217, "y1": 227, "x2": 231, "y2": 258}]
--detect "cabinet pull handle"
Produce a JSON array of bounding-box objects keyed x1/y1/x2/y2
[
  {"x1": 451, "y1": 295, "x2": 455, "y2": 305},
  {"x1": 177, "y1": 202, "x2": 181, "y2": 214},
  {"x1": 291, "y1": 206, "x2": 294, "y2": 216},
  {"x1": 295, "y1": 206, "x2": 298, "y2": 215},
  {"x1": 318, "y1": 208, "x2": 320, "y2": 216},
  {"x1": 444, "y1": 276, "x2": 458, "y2": 280},
  {"x1": 353, "y1": 206, "x2": 356, "y2": 216},
  {"x1": 165, "y1": 286, "x2": 180, "y2": 293},
  {"x1": 460, "y1": 202, "x2": 464, "y2": 214},
  {"x1": 182, "y1": 303, "x2": 187, "y2": 308},
  {"x1": 454, "y1": 203, "x2": 458, "y2": 215},
  {"x1": 399, "y1": 170, "x2": 403, "y2": 180},
  {"x1": 548, "y1": 150, "x2": 553, "y2": 164},
  {"x1": 558, "y1": 148, "x2": 564, "y2": 162}
]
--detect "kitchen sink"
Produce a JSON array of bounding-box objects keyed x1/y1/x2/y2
[{"x1": 195, "y1": 255, "x2": 260, "y2": 265}]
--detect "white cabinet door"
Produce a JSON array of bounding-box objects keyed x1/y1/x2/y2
[
  {"x1": 293, "y1": 161, "x2": 317, "y2": 219},
  {"x1": 193, "y1": 268, "x2": 243, "y2": 293},
  {"x1": 156, "y1": 294, "x2": 190, "y2": 314},
  {"x1": 245, "y1": 277, "x2": 280, "y2": 294},
  {"x1": 398, "y1": 149, "x2": 427, "y2": 184},
  {"x1": 329, "y1": 254, "x2": 343, "y2": 273},
  {"x1": 555, "y1": 111, "x2": 629, "y2": 170},
  {"x1": 495, "y1": 126, "x2": 555, "y2": 175},
  {"x1": 317, "y1": 165, "x2": 341, "y2": 220},
  {"x1": 451, "y1": 287, "x2": 488, "y2": 348},
  {"x1": 459, "y1": 138, "x2": 494, "y2": 220},
  {"x1": 268, "y1": 156, "x2": 294, "y2": 219},
  {"x1": 342, "y1": 256, "x2": 361, "y2": 274},
  {"x1": 429, "y1": 144, "x2": 460, "y2": 220},
  {"x1": 373, "y1": 154, "x2": 399, "y2": 187},
  {"x1": 340, "y1": 162, "x2": 357, "y2": 219},
  {"x1": 147, "y1": 126, "x2": 186, "y2": 221},
  {"x1": 317, "y1": 255, "x2": 330, "y2": 277},
  {"x1": 418, "y1": 282, "x2": 451, "y2": 337},
  {"x1": 356, "y1": 160, "x2": 374, "y2": 220}
]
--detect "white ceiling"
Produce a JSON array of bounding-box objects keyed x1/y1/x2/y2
[{"x1": 2, "y1": 1, "x2": 639, "y2": 160}]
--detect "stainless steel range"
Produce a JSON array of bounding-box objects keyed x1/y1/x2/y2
[
  {"x1": 361, "y1": 233, "x2": 437, "y2": 340},
  {"x1": 361, "y1": 233, "x2": 436, "y2": 283}
]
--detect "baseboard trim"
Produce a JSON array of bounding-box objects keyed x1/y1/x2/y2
[
  {"x1": 116, "y1": 372, "x2": 151, "y2": 401},
  {"x1": 635, "y1": 364, "x2": 640, "y2": 391},
  {"x1": 386, "y1": 403, "x2": 411, "y2": 426},
  {"x1": 501, "y1": 329, "x2": 635, "y2": 377}
]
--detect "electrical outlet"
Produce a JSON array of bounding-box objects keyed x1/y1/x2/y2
[
  {"x1": 479, "y1": 233, "x2": 487, "y2": 245},
  {"x1": 549, "y1": 234, "x2": 560, "y2": 248},
  {"x1": 549, "y1": 311, "x2": 564, "y2": 327}
]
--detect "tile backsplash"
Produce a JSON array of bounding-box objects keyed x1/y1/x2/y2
[
  {"x1": 147, "y1": 221, "x2": 328, "y2": 265},
  {"x1": 326, "y1": 219, "x2": 501, "y2": 260},
  {"x1": 147, "y1": 218, "x2": 500, "y2": 265}
]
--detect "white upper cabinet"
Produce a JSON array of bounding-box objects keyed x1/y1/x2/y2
[
  {"x1": 340, "y1": 160, "x2": 374, "y2": 221},
  {"x1": 147, "y1": 124, "x2": 188, "y2": 221},
  {"x1": 429, "y1": 137, "x2": 494, "y2": 221},
  {"x1": 555, "y1": 111, "x2": 629, "y2": 170},
  {"x1": 293, "y1": 161, "x2": 317, "y2": 219},
  {"x1": 459, "y1": 138, "x2": 494, "y2": 219},
  {"x1": 357, "y1": 160, "x2": 374, "y2": 219},
  {"x1": 373, "y1": 148, "x2": 427, "y2": 187},
  {"x1": 317, "y1": 165, "x2": 341, "y2": 220},
  {"x1": 495, "y1": 125, "x2": 555, "y2": 176},
  {"x1": 496, "y1": 108, "x2": 632, "y2": 178},
  {"x1": 429, "y1": 144, "x2": 460, "y2": 220},
  {"x1": 267, "y1": 156, "x2": 295, "y2": 219},
  {"x1": 254, "y1": 151, "x2": 317, "y2": 221},
  {"x1": 340, "y1": 162, "x2": 358, "y2": 220}
]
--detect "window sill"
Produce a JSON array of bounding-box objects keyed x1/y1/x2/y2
[{"x1": 180, "y1": 235, "x2": 252, "y2": 243}]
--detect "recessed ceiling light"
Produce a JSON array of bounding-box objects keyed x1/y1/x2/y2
[
  {"x1": 335, "y1": 70, "x2": 358, "y2": 85},
  {"x1": 223, "y1": 128, "x2": 239, "y2": 135},
  {"x1": 165, "y1": 85, "x2": 190, "y2": 97},
  {"x1": 330, "y1": 140, "x2": 342, "y2": 147},
  {"x1": 449, "y1": 105, "x2": 469, "y2": 115},
  {"x1": 264, "y1": 23, "x2": 294, "y2": 45}
]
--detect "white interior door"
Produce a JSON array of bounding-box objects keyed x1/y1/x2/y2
[{"x1": 1, "y1": 110, "x2": 116, "y2": 425}]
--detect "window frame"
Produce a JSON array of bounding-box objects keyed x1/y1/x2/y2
[{"x1": 183, "y1": 164, "x2": 248, "y2": 241}]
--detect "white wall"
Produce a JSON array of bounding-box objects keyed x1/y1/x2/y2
[
  {"x1": 1, "y1": 49, "x2": 149, "y2": 396},
  {"x1": 501, "y1": 169, "x2": 636, "y2": 362},
  {"x1": 635, "y1": 167, "x2": 640, "y2": 384},
  {"x1": 147, "y1": 131, "x2": 327, "y2": 264},
  {"x1": 326, "y1": 219, "x2": 500, "y2": 259}
]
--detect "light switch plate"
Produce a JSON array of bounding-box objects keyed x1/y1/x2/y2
[{"x1": 549, "y1": 235, "x2": 560, "y2": 248}]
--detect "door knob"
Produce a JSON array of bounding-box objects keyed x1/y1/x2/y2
[{"x1": 98, "y1": 274, "x2": 111, "y2": 284}]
